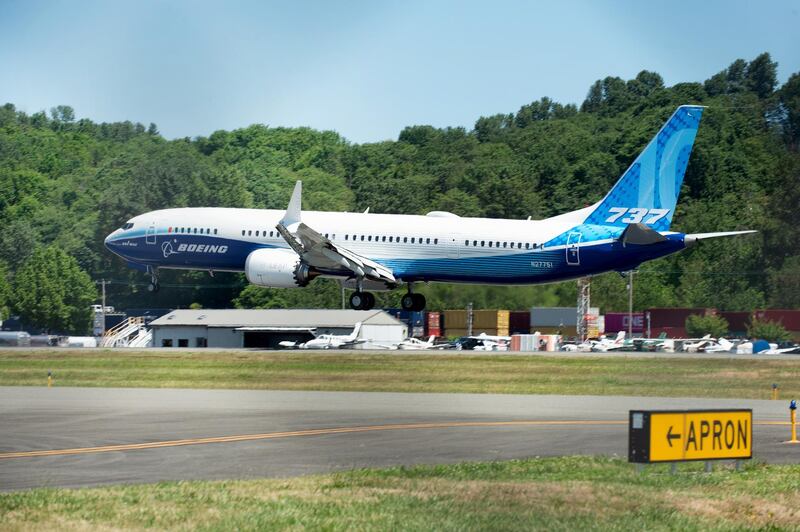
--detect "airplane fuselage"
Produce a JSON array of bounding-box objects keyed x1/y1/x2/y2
[{"x1": 105, "y1": 206, "x2": 686, "y2": 285}]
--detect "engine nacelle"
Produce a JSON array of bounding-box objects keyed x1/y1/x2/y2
[{"x1": 245, "y1": 248, "x2": 314, "y2": 288}]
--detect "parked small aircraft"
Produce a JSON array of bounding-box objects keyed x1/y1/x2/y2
[{"x1": 279, "y1": 322, "x2": 363, "y2": 349}]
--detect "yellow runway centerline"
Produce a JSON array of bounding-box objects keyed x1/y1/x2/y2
[
  {"x1": 0, "y1": 419, "x2": 792, "y2": 460},
  {"x1": 0, "y1": 420, "x2": 625, "y2": 460}
]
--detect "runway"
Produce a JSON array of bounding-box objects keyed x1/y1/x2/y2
[{"x1": 1, "y1": 387, "x2": 797, "y2": 491}]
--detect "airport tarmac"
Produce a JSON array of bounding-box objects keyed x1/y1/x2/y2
[{"x1": 1, "y1": 387, "x2": 797, "y2": 491}]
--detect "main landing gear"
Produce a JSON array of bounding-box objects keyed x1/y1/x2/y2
[
  {"x1": 347, "y1": 281, "x2": 426, "y2": 312},
  {"x1": 400, "y1": 283, "x2": 426, "y2": 311},
  {"x1": 349, "y1": 291, "x2": 375, "y2": 311},
  {"x1": 147, "y1": 266, "x2": 160, "y2": 293}
]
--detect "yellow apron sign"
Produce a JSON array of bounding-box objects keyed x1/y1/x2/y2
[{"x1": 629, "y1": 410, "x2": 752, "y2": 463}]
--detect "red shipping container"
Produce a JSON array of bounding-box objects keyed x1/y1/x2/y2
[
  {"x1": 650, "y1": 326, "x2": 687, "y2": 338},
  {"x1": 647, "y1": 308, "x2": 715, "y2": 328},
  {"x1": 426, "y1": 312, "x2": 441, "y2": 337},
  {"x1": 719, "y1": 311, "x2": 750, "y2": 332},
  {"x1": 604, "y1": 313, "x2": 644, "y2": 333},
  {"x1": 753, "y1": 310, "x2": 800, "y2": 331}
]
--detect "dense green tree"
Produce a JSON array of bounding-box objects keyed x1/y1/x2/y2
[
  {"x1": 747, "y1": 319, "x2": 791, "y2": 342},
  {"x1": 0, "y1": 52, "x2": 797, "y2": 316},
  {"x1": 12, "y1": 247, "x2": 96, "y2": 333}
]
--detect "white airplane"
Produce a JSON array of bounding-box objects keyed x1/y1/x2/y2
[
  {"x1": 590, "y1": 331, "x2": 627, "y2": 352},
  {"x1": 105, "y1": 106, "x2": 756, "y2": 310},
  {"x1": 396, "y1": 335, "x2": 438, "y2": 350},
  {"x1": 681, "y1": 334, "x2": 714, "y2": 353},
  {"x1": 279, "y1": 322, "x2": 363, "y2": 349},
  {"x1": 699, "y1": 337, "x2": 735, "y2": 353}
]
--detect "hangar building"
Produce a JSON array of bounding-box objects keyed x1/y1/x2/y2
[{"x1": 150, "y1": 309, "x2": 406, "y2": 349}]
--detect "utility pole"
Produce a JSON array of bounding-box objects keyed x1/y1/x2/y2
[
  {"x1": 101, "y1": 279, "x2": 107, "y2": 337},
  {"x1": 467, "y1": 302, "x2": 474, "y2": 336},
  {"x1": 627, "y1": 271, "x2": 634, "y2": 338}
]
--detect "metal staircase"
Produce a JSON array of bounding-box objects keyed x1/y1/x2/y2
[{"x1": 100, "y1": 317, "x2": 152, "y2": 348}]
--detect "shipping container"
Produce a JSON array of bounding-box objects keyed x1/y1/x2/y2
[
  {"x1": 445, "y1": 328, "x2": 508, "y2": 338},
  {"x1": 647, "y1": 308, "x2": 715, "y2": 329},
  {"x1": 529, "y1": 325, "x2": 578, "y2": 337},
  {"x1": 510, "y1": 333, "x2": 541, "y2": 352},
  {"x1": 509, "y1": 311, "x2": 530, "y2": 334},
  {"x1": 530, "y1": 307, "x2": 598, "y2": 327},
  {"x1": 719, "y1": 311, "x2": 750, "y2": 334},
  {"x1": 384, "y1": 308, "x2": 425, "y2": 337},
  {"x1": 443, "y1": 310, "x2": 509, "y2": 336},
  {"x1": 753, "y1": 309, "x2": 800, "y2": 331},
  {"x1": 426, "y1": 311, "x2": 441, "y2": 337},
  {"x1": 650, "y1": 326, "x2": 687, "y2": 339},
  {"x1": 604, "y1": 312, "x2": 644, "y2": 333}
]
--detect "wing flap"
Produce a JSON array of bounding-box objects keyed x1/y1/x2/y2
[{"x1": 277, "y1": 222, "x2": 396, "y2": 285}]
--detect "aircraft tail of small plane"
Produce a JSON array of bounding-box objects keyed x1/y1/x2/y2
[{"x1": 584, "y1": 105, "x2": 704, "y2": 231}]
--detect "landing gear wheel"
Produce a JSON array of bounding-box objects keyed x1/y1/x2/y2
[
  {"x1": 401, "y1": 293, "x2": 426, "y2": 311},
  {"x1": 148, "y1": 282, "x2": 160, "y2": 293},
  {"x1": 350, "y1": 291, "x2": 375, "y2": 310}
]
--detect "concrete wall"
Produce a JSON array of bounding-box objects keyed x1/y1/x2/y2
[{"x1": 153, "y1": 326, "x2": 208, "y2": 348}]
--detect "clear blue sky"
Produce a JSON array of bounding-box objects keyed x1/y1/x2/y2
[{"x1": 1, "y1": 0, "x2": 798, "y2": 143}]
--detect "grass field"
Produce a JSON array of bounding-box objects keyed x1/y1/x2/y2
[
  {"x1": 1, "y1": 457, "x2": 799, "y2": 530},
  {"x1": 1, "y1": 349, "x2": 798, "y2": 399}
]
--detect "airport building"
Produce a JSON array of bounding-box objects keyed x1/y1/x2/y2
[{"x1": 150, "y1": 309, "x2": 407, "y2": 349}]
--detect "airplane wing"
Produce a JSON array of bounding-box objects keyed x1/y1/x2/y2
[{"x1": 275, "y1": 182, "x2": 397, "y2": 286}]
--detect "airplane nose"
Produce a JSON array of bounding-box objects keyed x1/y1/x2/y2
[{"x1": 104, "y1": 231, "x2": 117, "y2": 250}]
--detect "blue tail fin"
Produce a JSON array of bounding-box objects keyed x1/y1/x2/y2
[{"x1": 584, "y1": 105, "x2": 704, "y2": 231}]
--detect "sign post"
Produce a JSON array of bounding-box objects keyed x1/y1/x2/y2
[{"x1": 629, "y1": 409, "x2": 752, "y2": 464}]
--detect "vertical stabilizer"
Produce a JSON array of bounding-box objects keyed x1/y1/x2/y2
[{"x1": 584, "y1": 105, "x2": 704, "y2": 231}]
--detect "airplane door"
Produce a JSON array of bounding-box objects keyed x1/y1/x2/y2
[
  {"x1": 146, "y1": 221, "x2": 157, "y2": 245},
  {"x1": 447, "y1": 236, "x2": 461, "y2": 259},
  {"x1": 566, "y1": 232, "x2": 581, "y2": 265}
]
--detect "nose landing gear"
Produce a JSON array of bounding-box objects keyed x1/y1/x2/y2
[{"x1": 147, "y1": 266, "x2": 160, "y2": 293}]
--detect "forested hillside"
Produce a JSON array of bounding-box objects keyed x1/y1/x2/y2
[{"x1": 1, "y1": 52, "x2": 799, "y2": 333}]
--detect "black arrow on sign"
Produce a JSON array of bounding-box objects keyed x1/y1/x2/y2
[{"x1": 666, "y1": 425, "x2": 681, "y2": 447}]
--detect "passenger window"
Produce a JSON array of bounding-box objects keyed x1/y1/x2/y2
[
  {"x1": 270, "y1": 231, "x2": 274, "y2": 237},
  {"x1": 434, "y1": 238, "x2": 438, "y2": 244},
  {"x1": 489, "y1": 241, "x2": 493, "y2": 248},
  {"x1": 411, "y1": 238, "x2": 415, "y2": 244},
  {"x1": 403, "y1": 237, "x2": 407, "y2": 243},
  {"x1": 388, "y1": 236, "x2": 393, "y2": 242},
  {"x1": 503, "y1": 242, "x2": 507, "y2": 248},
  {"x1": 481, "y1": 241, "x2": 485, "y2": 247},
  {"x1": 248, "y1": 230, "x2": 252, "y2": 236},
  {"x1": 256, "y1": 230, "x2": 260, "y2": 237},
  {"x1": 360, "y1": 235, "x2": 364, "y2": 241},
  {"x1": 427, "y1": 238, "x2": 431, "y2": 244},
  {"x1": 206, "y1": 228, "x2": 210, "y2": 234},
  {"x1": 464, "y1": 240, "x2": 469, "y2": 246},
  {"x1": 526, "y1": 243, "x2": 530, "y2": 249},
  {"x1": 214, "y1": 229, "x2": 218, "y2": 235},
  {"x1": 345, "y1": 235, "x2": 349, "y2": 240},
  {"x1": 242, "y1": 230, "x2": 245, "y2": 236},
  {"x1": 382, "y1": 236, "x2": 386, "y2": 242},
  {"x1": 473, "y1": 240, "x2": 477, "y2": 246},
  {"x1": 325, "y1": 233, "x2": 329, "y2": 238},
  {"x1": 368, "y1": 236, "x2": 372, "y2": 241}
]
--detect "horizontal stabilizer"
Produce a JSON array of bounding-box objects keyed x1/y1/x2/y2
[
  {"x1": 620, "y1": 223, "x2": 667, "y2": 246},
  {"x1": 685, "y1": 230, "x2": 757, "y2": 245}
]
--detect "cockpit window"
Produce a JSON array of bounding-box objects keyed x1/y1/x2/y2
[{"x1": 121, "y1": 222, "x2": 134, "y2": 230}]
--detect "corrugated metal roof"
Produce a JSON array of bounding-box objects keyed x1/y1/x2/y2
[{"x1": 150, "y1": 309, "x2": 404, "y2": 328}]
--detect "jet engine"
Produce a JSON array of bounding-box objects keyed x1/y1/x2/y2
[{"x1": 245, "y1": 248, "x2": 315, "y2": 288}]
